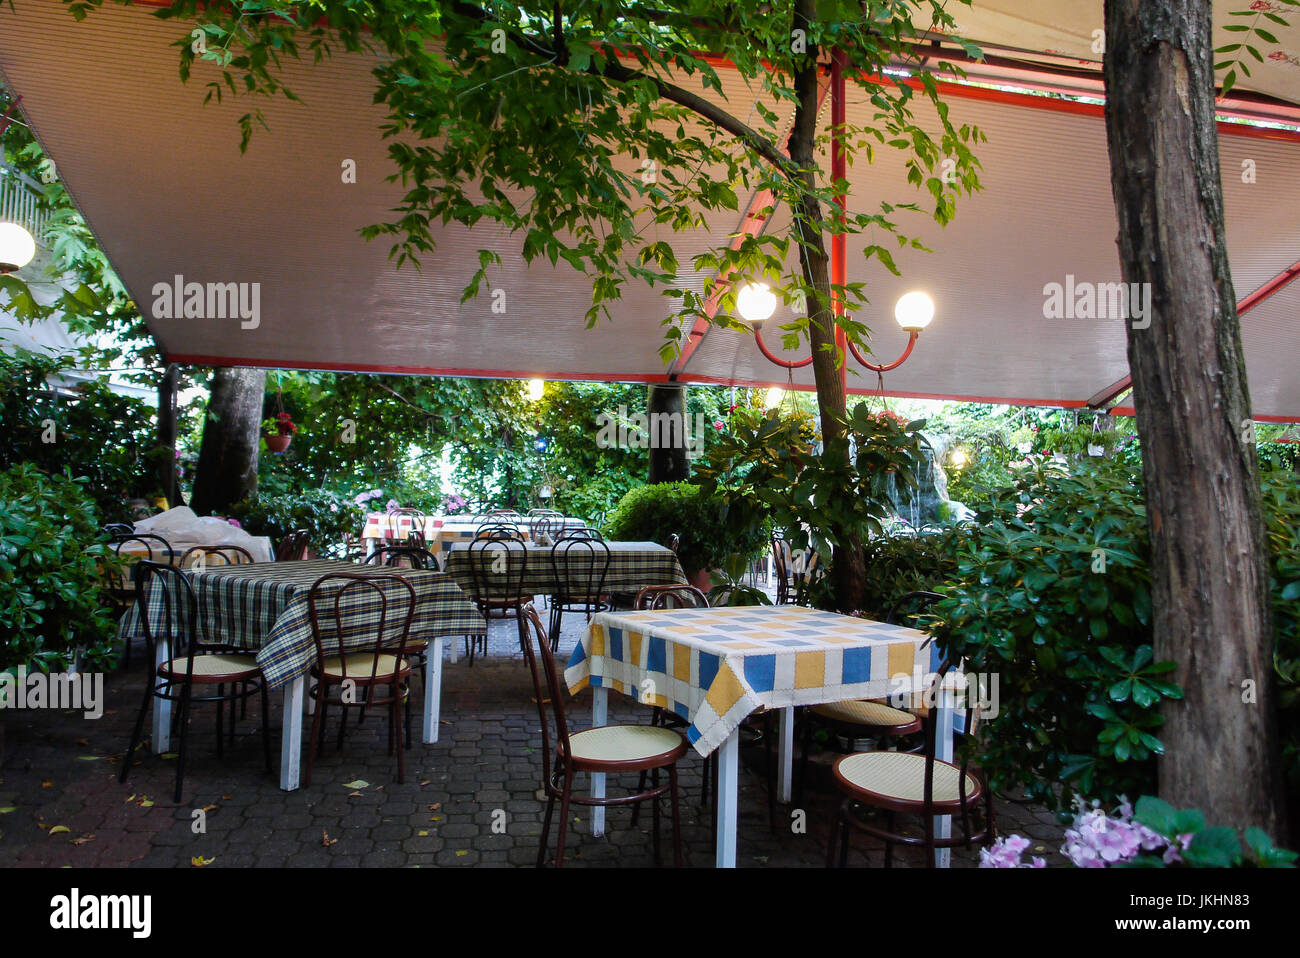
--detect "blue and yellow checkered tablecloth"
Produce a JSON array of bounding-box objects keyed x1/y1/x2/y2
[{"x1": 566, "y1": 605, "x2": 943, "y2": 756}]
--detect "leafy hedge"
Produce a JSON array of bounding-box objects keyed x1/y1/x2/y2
[
  {"x1": 229, "y1": 489, "x2": 366, "y2": 556},
  {"x1": 602, "y1": 481, "x2": 768, "y2": 575},
  {"x1": 0, "y1": 464, "x2": 121, "y2": 672},
  {"x1": 856, "y1": 525, "x2": 970, "y2": 619},
  {"x1": 927, "y1": 459, "x2": 1300, "y2": 817},
  {"x1": 0, "y1": 351, "x2": 160, "y2": 521}
]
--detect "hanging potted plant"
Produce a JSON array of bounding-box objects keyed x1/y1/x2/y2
[{"x1": 262, "y1": 412, "x2": 297, "y2": 453}]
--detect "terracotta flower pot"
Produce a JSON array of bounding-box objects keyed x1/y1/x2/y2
[{"x1": 264, "y1": 434, "x2": 292, "y2": 453}]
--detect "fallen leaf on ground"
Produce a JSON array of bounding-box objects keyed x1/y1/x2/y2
[
  {"x1": 40, "y1": 781, "x2": 53, "y2": 789},
  {"x1": 455, "y1": 850, "x2": 468, "y2": 857},
  {"x1": 347, "y1": 792, "x2": 363, "y2": 798},
  {"x1": 202, "y1": 805, "x2": 218, "y2": 813},
  {"x1": 48, "y1": 826, "x2": 69, "y2": 835},
  {"x1": 427, "y1": 803, "x2": 441, "y2": 811},
  {"x1": 191, "y1": 856, "x2": 215, "y2": 867},
  {"x1": 321, "y1": 831, "x2": 338, "y2": 847},
  {"x1": 71, "y1": 835, "x2": 95, "y2": 846},
  {"x1": 75, "y1": 738, "x2": 89, "y2": 746},
  {"x1": 342, "y1": 780, "x2": 369, "y2": 790},
  {"x1": 0, "y1": 807, "x2": 15, "y2": 815},
  {"x1": 417, "y1": 830, "x2": 429, "y2": 837}
]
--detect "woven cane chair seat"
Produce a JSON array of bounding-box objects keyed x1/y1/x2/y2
[
  {"x1": 567, "y1": 724, "x2": 686, "y2": 764},
  {"x1": 834, "y1": 750, "x2": 981, "y2": 805},
  {"x1": 159, "y1": 654, "x2": 260, "y2": 682},
  {"x1": 811, "y1": 699, "x2": 921, "y2": 730}
]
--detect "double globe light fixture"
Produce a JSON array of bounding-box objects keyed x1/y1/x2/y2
[{"x1": 735, "y1": 282, "x2": 934, "y2": 373}]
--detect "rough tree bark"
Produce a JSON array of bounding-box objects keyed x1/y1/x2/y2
[
  {"x1": 1104, "y1": 0, "x2": 1286, "y2": 835},
  {"x1": 189, "y1": 367, "x2": 266, "y2": 516},
  {"x1": 647, "y1": 383, "x2": 690, "y2": 483},
  {"x1": 786, "y1": 0, "x2": 866, "y2": 612}
]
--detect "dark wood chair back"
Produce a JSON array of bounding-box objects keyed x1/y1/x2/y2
[
  {"x1": 179, "y1": 544, "x2": 255, "y2": 570},
  {"x1": 518, "y1": 604, "x2": 572, "y2": 790},
  {"x1": 364, "y1": 545, "x2": 439, "y2": 570},
  {"x1": 305, "y1": 572, "x2": 418, "y2": 684},
  {"x1": 633, "y1": 584, "x2": 708, "y2": 610},
  {"x1": 275, "y1": 529, "x2": 311, "y2": 561}
]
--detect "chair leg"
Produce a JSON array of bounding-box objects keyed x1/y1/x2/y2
[
  {"x1": 305, "y1": 687, "x2": 325, "y2": 787},
  {"x1": 631, "y1": 772, "x2": 647, "y2": 827},
  {"x1": 215, "y1": 686, "x2": 224, "y2": 760},
  {"x1": 120, "y1": 675, "x2": 155, "y2": 784},
  {"x1": 651, "y1": 767, "x2": 661, "y2": 866},
  {"x1": 538, "y1": 790, "x2": 557, "y2": 868},
  {"x1": 884, "y1": 811, "x2": 896, "y2": 868},
  {"x1": 839, "y1": 810, "x2": 851, "y2": 867},
  {"x1": 555, "y1": 781, "x2": 573, "y2": 868},
  {"x1": 669, "y1": 765, "x2": 683, "y2": 867},
  {"x1": 174, "y1": 685, "x2": 192, "y2": 804},
  {"x1": 825, "y1": 802, "x2": 841, "y2": 867},
  {"x1": 259, "y1": 683, "x2": 272, "y2": 774},
  {"x1": 229, "y1": 682, "x2": 239, "y2": 743},
  {"x1": 392, "y1": 688, "x2": 405, "y2": 784}
]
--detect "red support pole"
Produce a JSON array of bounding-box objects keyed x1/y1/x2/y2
[{"x1": 831, "y1": 51, "x2": 848, "y2": 394}]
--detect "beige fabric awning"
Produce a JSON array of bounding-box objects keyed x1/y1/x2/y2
[{"x1": 1, "y1": 0, "x2": 1297, "y2": 419}]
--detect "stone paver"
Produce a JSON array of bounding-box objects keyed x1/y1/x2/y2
[{"x1": 0, "y1": 601, "x2": 1069, "y2": 868}]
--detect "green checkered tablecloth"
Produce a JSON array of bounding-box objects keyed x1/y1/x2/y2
[
  {"x1": 116, "y1": 559, "x2": 486, "y2": 690},
  {"x1": 441, "y1": 540, "x2": 687, "y2": 598}
]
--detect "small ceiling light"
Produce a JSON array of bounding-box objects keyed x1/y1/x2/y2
[
  {"x1": 894, "y1": 291, "x2": 935, "y2": 332},
  {"x1": 0, "y1": 221, "x2": 36, "y2": 274},
  {"x1": 736, "y1": 282, "x2": 777, "y2": 324}
]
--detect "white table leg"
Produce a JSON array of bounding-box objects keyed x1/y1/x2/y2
[
  {"x1": 423, "y1": 638, "x2": 444, "y2": 744},
  {"x1": 279, "y1": 676, "x2": 305, "y2": 791},
  {"x1": 715, "y1": 731, "x2": 740, "y2": 868},
  {"x1": 933, "y1": 691, "x2": 955, "y2": 867},
  {"x1": 590, "y1": 686, "x2": 608, "y2": 836},
  {"x1": 150, "y1": 638, "x2": 171, "y2": 753},
  {"x1": 777, "y1": 707, "x2": 794, "y2": 803}
]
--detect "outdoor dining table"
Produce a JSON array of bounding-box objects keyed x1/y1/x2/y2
[
  {"x1": 440, "y1": 539, "x2": 688, "y2": 595},
  {"x1": 360, "y1": 513, "x2": 588, "y2": 561},
  {"x1": 117, "y1": 559, "x2": 487, "y2": 790},
  {"x1": 565, "y1": 604, "x2": 958, "y2": 868}
]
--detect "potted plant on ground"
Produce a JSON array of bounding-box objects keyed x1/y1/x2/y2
[{"x1": 262, "y1": 412, "x2": 297, "y2": 453}]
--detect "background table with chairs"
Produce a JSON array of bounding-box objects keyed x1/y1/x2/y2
[
  {"x1": 117, "y1": 558, "x2": 486, "y2": 790},
  {"x1": 360, "y1": 511, "x2": 589, "y2": 561},
  {"x1": 564, "y1": 604, "x2": 959, "y2": 868},
  {"x1": 441, "y1": 538, "x2": 687, "y2": 623}
]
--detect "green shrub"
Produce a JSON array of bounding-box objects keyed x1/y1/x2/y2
[
  {"x1": 927, "y1": 458, "x2": 1173, "y2": 813},
  {"x1": 0, "y1": 464, "x2": 121, "y2": 672},
  {"x1": 602, "y1": 481, "x2": 768, "y2": 575},
  {"x1": 0, "y1": 351, "x2": 160, "y2": 521},
  {"x1": 857, "y1": 525, "x2": 970, "y2": 619},
  {"x1": 1262, "y1": 469, "x2": 1300, "y2": 824},
  {"x1": 229, "y1": 489, "x2": 366, "y2": 556}
]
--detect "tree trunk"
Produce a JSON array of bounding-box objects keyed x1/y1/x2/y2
[
  {"x1": 1104, "y1": 0, "x2": 1286, "y2": 836},
  {"x1": 647, "y1": 383, "x2": 690, "y2": 483},
  {"x1": 189, "y1": 367, "x2": 266, "y2": 516},
  {"x1": 786, "y1": 0, "x2": 865, "y2": 613},
  {"x1": 156, "y1": 363, "x2": 182, "y2": 507}
]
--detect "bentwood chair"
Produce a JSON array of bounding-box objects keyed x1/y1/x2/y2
[
  {"x1": 385, "y1": 507, "x2": 428, "y2": 548},
  {"x1": 796, "y1": 591, "x2": 945, "y2": 802},
  {"x1": 548, "y1": 534, "x2": 611, "y2": 651},
  {"x1": 826, "y1": 659, "x2": 994, "y2": 867},
  {"x1": 178, "y1": 544, "x2": 256, "y2": 570},
  {"x1": 119, "y1": 561, "x2": 271, "y2": 802},
  {"x1": 274, "y1": 529, "x2": 311, "y2": 561},
  {"x1": 519, "y1": 605, "x2": 687, "y2": 867},
  {"x1": 304, "y1": 572, "x2": 418, "y2": 786},
  {"x1": 464, "y1": 527, "x2": 531, "y2": 663},
  {"x1": 360, "y1": 546, "x2": 439, "y2": 742},
  {"x1": 771, "y1": 534, "x2": 793, "y2": 605},
  {"x1": 105, "y1": 532, "x2": 176, "y2": 668}
]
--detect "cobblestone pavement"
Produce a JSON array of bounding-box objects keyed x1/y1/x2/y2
[{"x1": 0, "y1": 608, "x2": 1069, "y2": 868}]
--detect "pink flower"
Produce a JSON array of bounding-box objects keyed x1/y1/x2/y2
[
  {"x1": 714, "y1": 420, "x2": 724, "y2": 430},
  {"x1": 1270, "y1": 50, "x2": 1289, "y2": 61}
]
